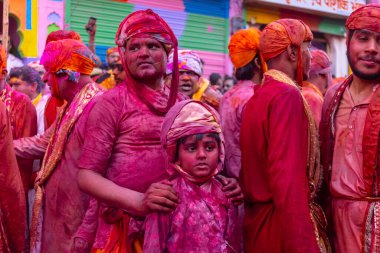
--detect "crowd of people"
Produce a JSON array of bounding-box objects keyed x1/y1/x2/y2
[{"x1": 1, "y1": 3, "x2": 380, "y2": 253}]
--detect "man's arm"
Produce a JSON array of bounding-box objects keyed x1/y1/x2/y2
[{"x1": 13, "y1": 122, "x2": 55, "y2": 160}]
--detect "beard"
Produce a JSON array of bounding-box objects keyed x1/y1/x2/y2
[{"x1": 347, "y1": 50, "x2": 380, "y2": 81}]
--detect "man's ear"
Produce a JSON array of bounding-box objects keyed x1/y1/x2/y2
[
  {"x1": 32, "y1": 82, "x2": 38, "y2": 92},
  {"x1": 254, "y1": 57, "x2": 261, "y2": 70},
  {"x1": 286, "y1": 45, "x2": 298, "y2": 62}
]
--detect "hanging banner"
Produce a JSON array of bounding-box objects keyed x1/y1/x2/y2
[{"x1": 255, "y1": 0, "x2": 366, "y2": 17}]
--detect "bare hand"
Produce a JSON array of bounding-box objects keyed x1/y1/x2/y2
[
  {"x1": 216, "y1": 175, "x2": 244, "y2": 206},
  {"x1": 71, "y1": 237, "x2": 91, "y2": 253},
  {"x1": 85, "y1": 23, "x2": 96, "y2": 37},
  {"x1": 142, "y1": 180, "x2": 178, "y2": 215}
]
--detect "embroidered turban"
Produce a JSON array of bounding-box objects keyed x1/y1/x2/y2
[
  {"x1": 346, "y1": 4, "x2": 380, "y2": 34},
  {"x1": 45, "y1": 30, "x2": 81, "y2": 45},
  {"x1": 161, "y1": 100, "x2": 225, "y2": 183},
  {"x1": 167, "y1": 50, "x2": 202, "y2": 76},
  {"x1": 115, "y1": 9, "x2": 179, "y2": 115},
  {"x1": 228, "y1": 28, "x2": 261, "y2": 69},
  {"x1": 0, "y1": 45, "x2": 7, "y2": 73},
  {"x1": 261, "y1": 19, "x2": 313, "y2": 85},
  {"x1": 40, "y1": 39, "x2": 95, "y2": 77}
]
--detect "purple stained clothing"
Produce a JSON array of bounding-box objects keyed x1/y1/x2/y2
[
  {"x1": 219, "y1": 80, "x2": 255, "y2": 178},
  {"x1": 143, "y1": 176, "x2": 240, "y2": 253},
  {"x1": 77, "y1": 83, "x2": 181, "y2": 248}
]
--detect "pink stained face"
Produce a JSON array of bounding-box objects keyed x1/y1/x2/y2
[
  {"x1": 348, "y1": 29, "x2": 380, "y2": 80},
  {"x1": 301, "y1": 42, "x2": 312, "y2": 81},
  {"x1": 177, "y1": 134, "x2": 219, "y2": 181},
  {"x1": 124, "y1": 37, "x2": 167, "y2": 81},
  {"x1": 178, "y1": 70, "x2": 200, "y2": 97}
]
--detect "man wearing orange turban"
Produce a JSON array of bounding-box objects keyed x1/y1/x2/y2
[
  {"x1": 96, "y1": 46, "x2": 121, "y2": 90},
  {"x1": 240, "y1": 19, "x2": 331, "y2": 253},
  {"x1": 320, "y1": 4, "x2": 380, "y2": 253},
  {"x1": 220, "y1": 28, "x2": 263, "y2": 179},
  {"x1": 302, "y1": 49, "x2": 332, "y2": 126},
  {"x1": 13, "y1": 39, "x2": 104, "y2": 253}
]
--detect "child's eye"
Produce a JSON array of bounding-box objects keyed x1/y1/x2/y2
[
  {"x1": 186, "y1": 146, "x2": 196, "y2": 152},
  {"x1": 206, "y1": 145, "x2": 216, "y2": 151}
]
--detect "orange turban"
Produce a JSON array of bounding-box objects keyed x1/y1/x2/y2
[
  {"x1": 0, "y1": 45, "x2": 7, "y2": 73},
  {"x1": 106, "y1": 47, "x2": 118, "y2": 56},
  {"x1": 310, "y1": 49, "x2": 331, "y2": 76},
  {"x1": 261, "y1": 19, "x2": 313, "y2": 85},
  {"x1": 346, "y1": 4, "x2": 380, "y2": 34},
  {"x1": 45, "y1": 30, "x2": 82, "y2": 45},
  {"x1": 40, "y1": 39, "x2": 95, "y2": 76},
  {"x1": 260, "y1": 19, "x2": 313, "y2": 62},
  {"x1": 228, "y1": 28, "x2": 261, "y2": 69}
]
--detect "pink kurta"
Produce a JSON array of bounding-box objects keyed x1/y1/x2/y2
[
  {"x1": 144, "y1": 177, "x2": 240, "y2": 253},
  {"x1": 78, "y1": 83, "x2": 180, "y2": 248},
  {"x1": 14, "y1": 84, "x2": 102, "y2": 253},
  {"x1": 219, "y1": 80, "x2": 254, "y2": 178},
  {"x1": 330, "y1": 85, "x2": 376, "y2": 253},
  {"x1": 302, "y1": 82, "x2": 324, "y2": 127}
]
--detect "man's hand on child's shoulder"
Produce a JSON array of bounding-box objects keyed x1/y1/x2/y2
[
  {"x1": 216, "y1": 175, "x2": 244, "y2": 206},
  {"x1": 143, "y1": 180, "x2": 179, "y2": 215}
]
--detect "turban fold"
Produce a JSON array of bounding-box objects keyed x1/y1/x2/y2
[
  {"x1": 345, "y1": 4, "x2": 380, "y2": 34},
  {"x1": 310, "y1": 49, "x2": 331, "y2": 75},
  {"x1": 161, "y1": 100, "x2": 225, "y2": 183},
  {"x1": 45, "y1": 30, "x2": 81, "y2": 45},
  {"x1": 106, "y1": 47, "x2": 119, "y2": 56},
  {"x1": 0, "y1": 46, "x2": 7, "y2": 73},
  {"x1": 40, "y1": 39, "x2": 95, "y2": 76},
  {"x1": 228, "y1": 28, "x2": 261, "y2": 69},
  {"x1": 167, "y1": 50, "x2": 202, "y2": 76},
  {"x1": 261, "y1": 19, "x2": 313, "y2": 85},
  {"x1": 115, "y1": 9, "x2": 179, "y2": 116}
]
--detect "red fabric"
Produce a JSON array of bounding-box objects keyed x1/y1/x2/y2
[
  {"x1": 240, "y1": 75, "x2": 319, "y2": 253},
  {"x1": 345, "y1": 4, "x2": 380, "y2": 34},
  {"x1": 0, "y1": 100, "x2": 26, "y2": 252},
  {"x1": 0, "y1": 45, "x2": 6, "y2": 72},
  {"x1": 302, "y1": 81, "x2": 324, "y2": 127},
  {"x1": 44, "y1": 96, "x2": 63, "y2": 130},
  {"x1": 45, "y1": 30, "x2": 81, "y2": 45},
  {"x1": 4, "y1": 84, "x2": 37, "y2": 194},
  {"x1": 115, "y1": 9, "x2": 179, "y2": 116}
]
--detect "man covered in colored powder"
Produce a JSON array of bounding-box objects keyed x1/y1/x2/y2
[
  {"x1": 166, "y1": 49, "x2": 222, "y2": 110},
  {"x1": 76, "y1": 9, "x2": 242, "y2": 252},
  {"x1": 240, "y1": 19, "x2": 331, "y2": 253},
  {"x1": 220, "y1": 27, "x2": 264, "y2": 179},
  {"x1": 0, "y1": 45, "x2": 37, "y2": 196},
  {"x1": 320, "y1": 4, "x2": 380, "y2": 253},
  {"x1": 302, "y1": 49, "x2": 332, "y2": 126},
  {"x1": 15, "y1": 39, "x2": 103, "y2": 253}
]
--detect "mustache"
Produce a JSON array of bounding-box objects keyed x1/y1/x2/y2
[{"x1": 360, "y1": 55, "x2": 380, "y2": 63}]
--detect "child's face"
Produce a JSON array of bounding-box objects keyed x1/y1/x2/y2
[{"x1": 177, "y1": 134, "x2": 219, "y2": 180}]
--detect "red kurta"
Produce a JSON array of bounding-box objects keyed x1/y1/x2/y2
[
  {"x1": 240, "y1": 70, "x2": 320, "y2": 253},
  {"x1": 1, "y1": 84, "x2": 37, "y2": 194},
  {"x1": 0, "y1": 100, "x2": 26, "y2": 252}
]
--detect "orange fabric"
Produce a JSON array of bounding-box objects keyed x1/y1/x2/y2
[
  {"x1": 345, "y1": 4, "x2": 380, "y2": 34},
  {"x1": 0, "y1": 46, "x2": 6, "y2": 73},
  {"x1": 106, "y1": 47, "x2": 118, "y2": 56},
  {"x1": 228, "y1": 28, "x2": 261, "y2": 69},
  {"x1": 45, "y1": 30, "x2": 82, "y2": 45},
  {"x1": 260, "y1": 19, "x2": 313, "y2": 86},
  {"x1": 40, "y1": 39, "x2": 95, "y2": 75}
]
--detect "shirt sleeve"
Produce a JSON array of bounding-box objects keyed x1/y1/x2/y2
[
  {"x1": 267, "y1": 88, "x2": 319, "y2": 253},
  {"x1": 77, "y1": 92, "x2": 122, "y2": 175}
]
